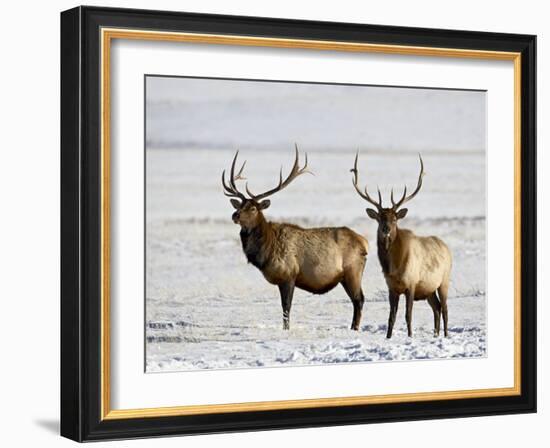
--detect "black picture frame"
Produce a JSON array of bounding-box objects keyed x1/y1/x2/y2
[{"x1": 61, "y1": 5, "x2": 536, "y2": 442}]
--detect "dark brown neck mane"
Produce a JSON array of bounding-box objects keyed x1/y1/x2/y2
[
  {"x1": 377, "y1": 226, "x2": 402, "y2": 275},
  {"x1": 239, "y1": 214, "x2": 274, "y2": 270},
  {"x1": 376, "y1": 235, "x2": 391, "y2": 275}
]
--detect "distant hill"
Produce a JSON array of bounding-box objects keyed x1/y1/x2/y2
[{"x1": 145, "y1": 76, "x2": 486, "y2": 153}]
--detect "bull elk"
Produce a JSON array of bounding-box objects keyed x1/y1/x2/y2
[
  {"x1": 351, "y1": 153, "x2": 452, "y2": 338},
  {"x1": 222, "y1": 145, "x2": 369, "y2": 330}
]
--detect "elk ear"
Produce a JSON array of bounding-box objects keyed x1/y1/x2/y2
[
  {"x1": 396, "y1": 208, "x2": 408, "y2": 219},
  {"x1": 366, "y1": 208, "x2": 379, "y2": 220},
  {"x1": 258, "y1": 199, "x2": 271, "y2": 210},
  {"x1": 230, "y1": 199, "x2": 241, "y2": 210}
]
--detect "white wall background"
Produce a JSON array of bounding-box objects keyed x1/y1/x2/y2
[{"x1": 0, "y1": 0, "x2": 545, "y2": 446}]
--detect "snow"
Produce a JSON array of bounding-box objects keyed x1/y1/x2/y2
[
  {"x1": 146, "y1": 77, "x2": 485, "y2": 153},
  {"x1": 145, "y1": 148, "x2": 486, "y2": 372}
]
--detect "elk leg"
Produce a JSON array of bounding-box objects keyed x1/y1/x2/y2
[
  {"x1": 427, "y1": 293, "x2": 441, "y2": 337},
  {"x1": 350, "y1": 292, "x2": 364, "y2": 331},
  {"x1": 438, "y1": 282, "x2": 449, "y2": 337},
  {"x1": 386, "y1": 291, "x2": 399, "y2": 339},
  {"x1": 405, "y1": 288, "x2": 415, "y2": 337},
  {"x1": 342, "y1": 267, "x2": 365, "y2": 331},
  {"x1": 278, "y1": 281, "x2": 295, "y2": 330}
]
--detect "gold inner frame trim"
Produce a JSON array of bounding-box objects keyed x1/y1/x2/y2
[{"x1": 100, "y1": 27, "x2": 522, "y2": 421}]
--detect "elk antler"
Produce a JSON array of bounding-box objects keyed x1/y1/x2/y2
[
  {"x1": 245, "y1": 144, "x2": 313, "y2": 201},
  {"x1": 350, "y1": 152, "x2": 383, "y2": 211},
  {"x1": 390, "y1": 154, "x2": 425, "y2": 210},
  {"x1": 221, "y1": 150, "x2": 247, "y2": 201}
]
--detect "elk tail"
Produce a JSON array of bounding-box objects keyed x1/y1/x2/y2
[{"x1": 360, "y1": 235, "x2": 369, "y2": 256}]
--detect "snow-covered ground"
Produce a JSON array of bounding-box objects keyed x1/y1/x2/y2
[{"x1": 145, "y1": 148, "x2": 486, "y2": 372}]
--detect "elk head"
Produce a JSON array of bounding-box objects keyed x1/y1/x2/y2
[
  {"x1": 222, "y1": 145, "x2": 312, "y2": 229},
  {"x1": 351, "y1": 153, "x2": 425, "y2": 250}
]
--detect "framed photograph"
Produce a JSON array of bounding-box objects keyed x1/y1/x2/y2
[{"x1": 60, "y1": 6, "x2": 536, "y2": 442}]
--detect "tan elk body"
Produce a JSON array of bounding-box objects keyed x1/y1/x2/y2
[
  {"x1": 351, "y1": 153, "x2": 452, "y2": 338},
  {"x1": 223, "y1": 146, "x2": 369, "y2": 330}
]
